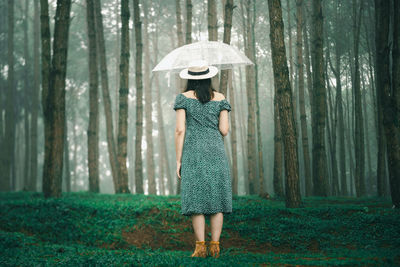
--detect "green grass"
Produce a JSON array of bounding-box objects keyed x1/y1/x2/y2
[{"x1": 0, "y1": 191, "x2": 399, "y2": 266}]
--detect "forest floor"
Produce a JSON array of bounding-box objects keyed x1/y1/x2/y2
[{"x1": 0, "y1": 191, "x2": 399, "y2": 266}]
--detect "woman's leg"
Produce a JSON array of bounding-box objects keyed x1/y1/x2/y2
[
  {"x1": 191, "y1": 214, "x2": 205, "y2": 241},
  {"x1": 210, "y1": 212, "x2": 223, "y2": 241}
]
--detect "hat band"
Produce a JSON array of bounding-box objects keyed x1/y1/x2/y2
[{"x1": 188, "y1": 68, "x2": 209, "y2": 76}]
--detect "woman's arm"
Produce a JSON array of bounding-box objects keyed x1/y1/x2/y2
[
  {"x1": 175, "y1": 109, "x2": 186, "y2": 177},
  {"x1": 219, "y1": 110, "x2": 229, "y2": 136}
]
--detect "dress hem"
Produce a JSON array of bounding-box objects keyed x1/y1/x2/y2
[{"x1": 181, "y1": 210, "x2": 232, "y2": 217}]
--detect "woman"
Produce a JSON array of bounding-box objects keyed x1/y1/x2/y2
[{"x1": 173, "y1": 60, "x2": 232, "y2": 258}]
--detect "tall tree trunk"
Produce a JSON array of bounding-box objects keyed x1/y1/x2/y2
[
  {"x1": 219, "y1": 0, "x2": 233, "y2": 96},
  {"x1": 72, "y1": 108, "x2": 78, "y2": 191},
  {"x1": 250, "y1": 0, "x2": 266, "y2": 196},
  {"x1": 352, "y1": 0, "x2": 365, "y2": 197},
  {"x1": 86, "y1": 0, "x2": 100, "y2": 193},
  {"x1": 375, "y1": 0, "x2": 400, "y2": 208},
  {"x1": 42, "y1": 0, "x2": 72, "y2": 198},
  {"x1": 0, "y1": 2, "x2": 5, "y2": 191},
  {"x1": 185, "y1": 0, "x2": 192, "y2": 44},
  {"x1": 273, "y1": 97, "x2": 284, "y2": 198},
  {"x1": 94, "y1": 0, "x2": 120, "y2": 193},
  {"x1": 29, "y1": 0, "x2": 40, "y2": 192},
  {"x1": 153, "y1": 24, "x2": 173, "y2": 195},
  {"x1": 310, "y1": 0, "x2": 328, "y2": 196},
  {"x1": 268, "y1": 0, "x2": 301, "y2": 208},
  {"x1": 133, "y1": 0, "x2": 144, "y2": 194},
  {"x1": 243, "y1": 0, "x2": 257, "y2": 194},
  {"x1": 391, "y1": 0, "x2": 400, "y2": 205},
  {"x1": 175, "y1": 0, "x2": 184, "y2": 95},
  {"x1": 325, "y1": 53, "x2": 339, "y2": 196},
  {"x1": 142, "y1": 1, "x2": 156, "y2": 195},
  {"x1": 39, "y1": 0, "x2": 51, "y2": 195},
  {"x1": 296, "y1": 0, "x2": 311, "y2": 198},
  {"x1": 23, "y1": 0, "x2": 31, "y2": 191},
  {"x1": 176, "y1": 0, "x2": 184, "y2": 46},
  {"x1": 331, "y1": 1, "x2": 348, "y2": 196},
  {"x1": 286, "y1": 0, "x2": 293, "y2": 89},
  {"x1": 64, "y1": 117, "x2": 71, "y2": 192},
  {"x1": 114, "y1": 0, "x2": 120, "y2": 141},
  {"x1": 229, "y1": 70, "x2": 239, "y2": 195},
  {"x1": 2, "y1": 0, "x2": 15, "y2": 192},
  {"x1": 302, "y1": 5, "x2": 313, "y2": 196},
  {"x1": 361, "y1": 70, "x2": 373, "y2": 194},
  {"x1": 116, "y1": 0, "x2": 131, "y2": 194},
  {"x1": 207, "y1": 0, "x2": 218, "y2": 41}
]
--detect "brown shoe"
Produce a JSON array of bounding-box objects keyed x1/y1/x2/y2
[
  {"x1": 208, "y1": 241, "x2": 220, "y2": 258},
  {"x1": 191, "y1": 240, "x2": 207, "y2": 258}
]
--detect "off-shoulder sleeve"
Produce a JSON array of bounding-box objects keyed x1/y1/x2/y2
[
  {"x1": 173, "y1": 94, "x2": 186, "y2": 111},
  {"x1": 219, "y1": 99, "x2": 231, "y2": 112}
]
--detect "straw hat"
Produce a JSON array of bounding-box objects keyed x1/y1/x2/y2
[{"x1": 179, "y1": 59, "x2": 219, "y2": 80}]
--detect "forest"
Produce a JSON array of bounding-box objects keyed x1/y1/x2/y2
[{"x1": 0, "y1": 0, "x2": 399, "y2": 266}]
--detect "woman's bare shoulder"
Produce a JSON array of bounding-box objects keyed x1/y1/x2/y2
[{"x1": 214, "y1": 92, "x2": 226, "y2": 101}]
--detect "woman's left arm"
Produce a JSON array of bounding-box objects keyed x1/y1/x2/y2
[{"x1": 175, "y1": 109, "x2": 186, "y2": 178}]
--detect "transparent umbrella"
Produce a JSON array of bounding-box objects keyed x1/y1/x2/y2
[{"x1": 152, "y1": 40, "x2": 254, "y2": 73}]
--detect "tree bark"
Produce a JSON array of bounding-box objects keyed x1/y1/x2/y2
[
  {"x1": 229, "y1": 70, "x2": 239, "y2": 195},
  {"x1": 29, "y1": 0, "x2": 40, "y2": 192},
  {"x1": 185, "y1": 0, "x2": 192, "y2": 44},
  {"x1": 116, "y1": 0, "x2": 131, "y2": 194},
  {"x1": 219, "y1": 0, "x2": 233, "y2": 96},
  {"x1": 273, "y1": 97, "x2": 284, "y2": 199},
  {"x1": 310, "y1": 0, "x2": 328, "y2": 196},
  {"x1": 296, "y1": 0, "x2": 311, "y2": 199},
  {"x1": 23, "y1": 0, "x2": 31, "y2": 192},
  {"x1": 133, "y1": 0, "x2": 144, "y2": 194},
  {"x1": 142, "y1": 1, "x2": 156, "y2": 195},
  {"x1": 243, "y1": 0, "x2": 257, "y2": 194},
  {"x1": 375, "y1": 0, "x2": 400, "y2": 207},
  {"x1": 94, "y1": 0, "x2": 120, "y2": 193},
  {"x1": 86, "y1": 0, "x2": 100, "y2": 193},
  {"x1": 41, "y1": 0, "x2": 72, "y2": 198},
  {"x1": 207, "y1": 0, "x2": 218, "y2": 41},
  {"x1": 2, "y1": 0, "x2": 15, "y2": 192},
  {"x1": 352, "y1": 0, "x2": 365, "y2": 197},
  {"x1": 268, "y1": 0, "x2": 301, "y2": 208}
]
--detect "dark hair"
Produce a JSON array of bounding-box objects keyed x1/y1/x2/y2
[{"x1": 184, "y1": 78, "x2": 217, "y2": 104}]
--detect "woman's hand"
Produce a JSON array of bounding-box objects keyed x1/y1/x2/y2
[{"x1": 176, "y1": 162, "x2": 182, "y2": 179}]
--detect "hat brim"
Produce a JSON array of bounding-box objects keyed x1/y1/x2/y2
[{"x1": 179, "y1": 66, "x2": 219, "y2": 80}]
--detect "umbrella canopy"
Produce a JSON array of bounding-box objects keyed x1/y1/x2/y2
[{"x1": 152, "y1": 40, "x2": 254, "y2": 73}]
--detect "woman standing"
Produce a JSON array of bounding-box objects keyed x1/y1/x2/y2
[{"x1": 173, "y1": 60, "x2": 233, "y2": 258}]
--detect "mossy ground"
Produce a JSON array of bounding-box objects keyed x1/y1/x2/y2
[{"x1": 0, "y1": 192, "x2": 399, "y2": 266}]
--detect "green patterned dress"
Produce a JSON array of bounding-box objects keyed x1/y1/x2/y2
[{"x1": 173, "y1": 93, "x2": 233, "y2": 217}]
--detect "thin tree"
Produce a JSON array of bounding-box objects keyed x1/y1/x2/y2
[
  {"x1": 133, "y1": 0, "x2": 144, "y2": 194},
  {"x1": 295, "y1": 0, "x2": 311, "y2": 197},
  {"x1": 352, "y1": 0, "x2": 365, "y2": 197},
  {"x1": 93, "y1": 0, "x2": 120, "y2": 193},
  {"x1": 185, "y1": 0, "x2": 192, "y2": 44},
  {"x1": 23, "y1": 0, "x2": 31, "y2": 192},
  {"x1": 229, "y1": 70, "x2": 239, "y2": 195},
  {"x1": 86, "y1": 0, "x2": 100, "y2": 193},
  {"x1": 142, "y1": 1, "x2": 156, "y2": 195},
  {"x1": 310, "y1": 0, "x2": 328, "y2": 196},
  {"x1": 220, "y1": 0, "x2": 233, "y2": 96},
  {"x1": 375, "y1": 0, "x2": 400, "y2": 208},
  {"x1": 116, "y1": 0, "x2": 131, "y2": 193},
  {"x1": 208, "y1": 0, "x2": 218, "y2": 41},
  {"x1": 330, "y1": 0, "x2": 347, "y2": 196},
  {"x1": 41, "y1": 0, "x2": 72, "y2": 198},
  {"x1": 29, "y1": 0, "x2": 40, "y2": 192},
  {"x1": 242, "y1": 0, "x2": 257, "y2": 194},
  {"x1": 3, "y1": 0, "x2": 15, "y2": 192},
  {"x1": 268, "y1": 0, "x2": 301, "y2": 208}
]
